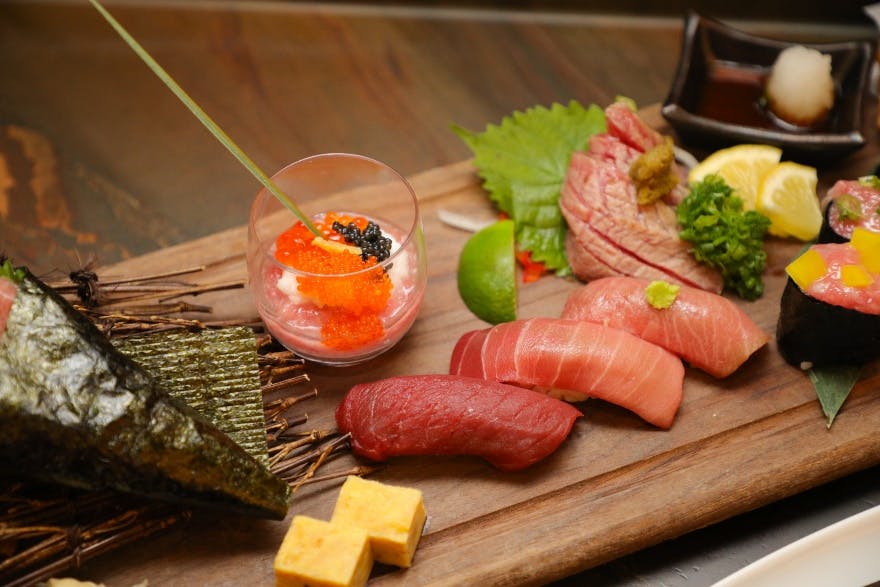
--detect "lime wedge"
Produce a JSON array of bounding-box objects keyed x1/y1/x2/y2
[{"x1": 457, "y1": 220, "x2": 517, "y2": 324}]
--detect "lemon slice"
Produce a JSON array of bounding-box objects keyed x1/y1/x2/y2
[
  {"x1": 688, "y1": 144, "x2": 783, "y2": 210},
  {"x1": 756, "y1": 161, "x2": 821, "y2": 241},
  {"x1": 457, "y1": 219, "x2": 517, "y2": 324}
]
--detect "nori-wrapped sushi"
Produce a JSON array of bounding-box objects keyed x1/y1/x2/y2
[
  {"x1": 776, "y1": 234, "x2": 880, "y2": 368},
  {"x1": 777, "y1": 278, "x2": 880, "y2": 367},
  {"x1": 0, "y1": 259, "x2": 291, "y2": 519},
  {"x1": 818, "y1": 177, "x2": 880, "y2": 244}
]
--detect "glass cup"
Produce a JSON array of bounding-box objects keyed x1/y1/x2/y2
[{"x1": 247, "y1": 153, "x2": 427, "y2": 366}]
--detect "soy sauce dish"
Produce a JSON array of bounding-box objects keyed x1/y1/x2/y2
[{"x1": 662, "y1": 12, "x2": 876, "y2": 163}]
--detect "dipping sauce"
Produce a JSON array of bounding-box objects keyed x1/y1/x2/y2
[{"x1": 695, "y1": 62, "x2": 833, "y2": 132}]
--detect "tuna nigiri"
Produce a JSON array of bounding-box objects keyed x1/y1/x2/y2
[
  {"x1": 449, "y1": 318, "x2": 684, "y2": 428},
  {"x1": 561, "y1": 277, "x2": 768, "y2": 378},
  {"x1": 335, "y1": 374, "x2": 582, "y2": 471}
]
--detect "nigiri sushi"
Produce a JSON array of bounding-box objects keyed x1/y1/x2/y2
[
  {"x1": 561, "y1": 277, "x2": 768, "y2": 377},
  {"x1": 335, "y1": 374, "x2": 582, "y2": 471},
  {"x1": 0, "y1": 258, "x2": 290, "y2": 519},
  {"x1": 449, "y1": 317, "x2": 684, "y2": 428},
  {"x1": 777, "y1": 229, "x2": 880, "y2": 367}
]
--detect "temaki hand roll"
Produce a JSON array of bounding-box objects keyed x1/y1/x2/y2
[
  {"x1": 818, "y1": 177, "x2": 880, "y2": 244},
  {"x1": 0, "y1": 258, "x2": 291, "y2": 519},
  {"x1": 777, "y1": 229, "x2": 880, "y2": 368}
]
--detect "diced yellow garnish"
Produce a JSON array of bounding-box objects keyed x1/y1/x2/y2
[
  {"x1": 331, "y1": 476, "x2": 427, "y2": 568},
  {"x1": 274, "y1": 516, "x2": 373, "y2": 587},
  {"x1": 786, "y1": 248, "x2": 827, "y2": 290},
  {"x1": 841, "y1": 264, "x2": 873, "y2": 288},
  {"x1": 850, "y1": 227, "x2": 880, "y2": 274}
]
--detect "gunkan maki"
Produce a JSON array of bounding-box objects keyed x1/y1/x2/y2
[
  {"x1": 818, "y1": 177, "x2": 880, "y2": 244},
  {"x1": 0, "y1": 258, "x2": 291, "y2": 519},
  {"x1": 777, "y1": 229, "x2": 880, "y2": 368}
]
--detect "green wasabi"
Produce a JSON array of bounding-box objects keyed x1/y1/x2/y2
[{"x1": 645, "y1": 280, "x2": 680, "y2": 309}]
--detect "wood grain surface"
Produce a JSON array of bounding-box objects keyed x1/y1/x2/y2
[
  {"x1": 45, "y1": 104, "x2": 876, "y2": 585},
  {"x1": 2, "y1": 2, "x2": 879, "y2": 585}
]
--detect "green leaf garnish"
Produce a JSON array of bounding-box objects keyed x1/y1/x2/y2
[
  {"x1": 452, "y1": 100, "x2": 606, "y2": 275},
  {"x1": 807, "y1": 364, "x2": 862, "y2": 427},
  {"x1": 89, "y1": 0, "x2": 319, "y2": 236},
  {"x1": 0, "y1": 258, "x2": 24, "y2": 283},
  {"x1": 677, "y1": 175, "x2": 771, "y2": 300}
]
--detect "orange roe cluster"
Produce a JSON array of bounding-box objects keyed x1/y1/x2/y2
[{"x1": 274, "y1": 212, "x2": 392, "y2": 350}]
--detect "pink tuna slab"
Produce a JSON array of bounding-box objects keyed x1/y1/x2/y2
[
  {"x1": 450, "y1": 317, "x2": 684, "y2": 429},
  {"x1": 562, "y1": 276, "x2": 769, "y2": 378}
]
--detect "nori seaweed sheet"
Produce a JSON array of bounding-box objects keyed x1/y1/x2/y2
[
  {"x1": 817, "y1": 203, "x2": 849, "y2": 244},
  {"x1": 776, "y1": 277, "x2": 880, "y2": 367},
  {"x1": 0, "y1": 268, "x2": 290, "y2": 519},
  {"x1": 113, "y1": 328, "x2": 269, "y2": 466}
]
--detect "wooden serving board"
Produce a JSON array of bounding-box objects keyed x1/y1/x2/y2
[{"x1": 83, "y1": 106, "x2": 880, "y2": 586}]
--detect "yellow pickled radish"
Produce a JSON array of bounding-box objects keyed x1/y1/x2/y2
[
  {"x1": 841, "y1": 264, "x2": 873, "y2": 288},
  {"x1": 688, "y1": 144, "x2": 782, "y2": 210},
  {"x1": 756, "y1": 162, "x2": 821, "y2": 241},
  {"x1": 851, "y1": 227, "x2": 880, "y2": 273},
  {"x1": 786, "y1": 248, "x2": 826, "y2": 290}
]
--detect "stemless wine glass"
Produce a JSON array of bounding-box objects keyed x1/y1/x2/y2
[{"x1": 247, "y1": 153, "x2": 427, "y2": 366}]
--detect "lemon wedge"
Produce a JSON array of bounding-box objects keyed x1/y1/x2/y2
[
  {"x1": 688, "y1": 144, "x2": 782, "y2": 210},
  {"x1": 756, "y1": 161, "x2": 821, "y2": 241}
]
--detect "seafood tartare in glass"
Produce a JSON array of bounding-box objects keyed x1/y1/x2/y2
[{"x1": 247, "y1": 153, "x2": 427, "y2": 365}]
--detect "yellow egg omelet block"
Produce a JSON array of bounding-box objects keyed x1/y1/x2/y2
[
  {"x1": 330, "y1": 476, "x2": 427, "y2": 568},
  {"x1": 274, "y1": 515, "x2": 373, "y2": 587}
]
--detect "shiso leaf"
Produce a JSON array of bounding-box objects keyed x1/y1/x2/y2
[
  {"x1": 452, "y1": 100, "x2": 606, "y2": 275},
  {"x1": 113, "y1": 327, "x2": 269, "y2": 465},
  {"x1": 807, "y1": 364, "x2": 862, "y2": 428}
]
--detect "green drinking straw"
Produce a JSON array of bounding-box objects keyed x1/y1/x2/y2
[{"x1": 89, "y1": 0, "x2": 321, "y2": 236}]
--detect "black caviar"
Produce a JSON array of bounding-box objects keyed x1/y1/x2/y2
[{"x1": 332, "y1": 220, "x2": 393, "y2": 262}]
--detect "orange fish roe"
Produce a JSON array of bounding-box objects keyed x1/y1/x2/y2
[{"x1": 274, "y1": 213, "x2": 393, "y2": 350}]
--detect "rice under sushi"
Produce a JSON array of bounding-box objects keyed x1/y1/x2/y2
[{"x1": 765, "y1": 45, "x2": 834, "y2": 127}]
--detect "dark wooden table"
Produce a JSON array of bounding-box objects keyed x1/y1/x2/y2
[{"x1": 2, "y1": 2, "x2": 879, "y2": 585}]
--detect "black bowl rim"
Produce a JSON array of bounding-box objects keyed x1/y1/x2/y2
[{"x1": 662, "y1": 11, "x2": 875, "y2": 156}]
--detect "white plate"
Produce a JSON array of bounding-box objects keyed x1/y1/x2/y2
[{"x1": 713, "y1": 504, "x2": 880, "y2": 587}]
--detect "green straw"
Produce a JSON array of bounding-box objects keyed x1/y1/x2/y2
[{"x1": 89, "y1": 0, "x2": 320, "y2": 236}]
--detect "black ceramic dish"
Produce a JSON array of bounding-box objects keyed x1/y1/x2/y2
[{"x1": 662, "y1": 12, "x2": 876, "y2": 163}]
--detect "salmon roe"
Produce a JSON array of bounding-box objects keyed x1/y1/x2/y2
[{"x1": 274, "y1": 213, "x2": 392, "y2": 349}]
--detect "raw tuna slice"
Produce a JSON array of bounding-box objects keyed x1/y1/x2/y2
[
  {"x1": 449, "y1": 318, "x2": 684, "y2": 428},
  {"x1": 335, "y1": 374, "x2": 582, "y2": 471},
  {"x1": 604, "y1": 101, "x2": 664, "y2": 152},
  {"x1": 562, "y1": 277, "x2": 768, "y2": 378},
  {"x1": 560, "y1": 151, "x2": 723, "y2": 293},
  {"x1": 0, "y1": 277, "x2": 16, "y2": 340}
]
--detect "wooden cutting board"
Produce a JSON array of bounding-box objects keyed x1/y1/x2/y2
[{"x1": 83, "y1": 106, "x2": 880, "y2": 586}]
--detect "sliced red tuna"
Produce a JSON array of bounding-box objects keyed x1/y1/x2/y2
[
  {"x1": 335, "y1": 374, "x2": 582, "y2": 471},
  {"x1": 562, "y1": 276, "x2": 769, "y2": 378},
  {"x1": 605, "y1": 101, "x2": 664, "y2": 152},
  {"x1": 560, "y1": 151, "x2": 723, "y2": 293},
  {"x1": 449, "y1": 318, "x2": 684, "y2": 429},
  {"x1": 0, "y1": 277, "x2": 16, "y2": 340}
]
